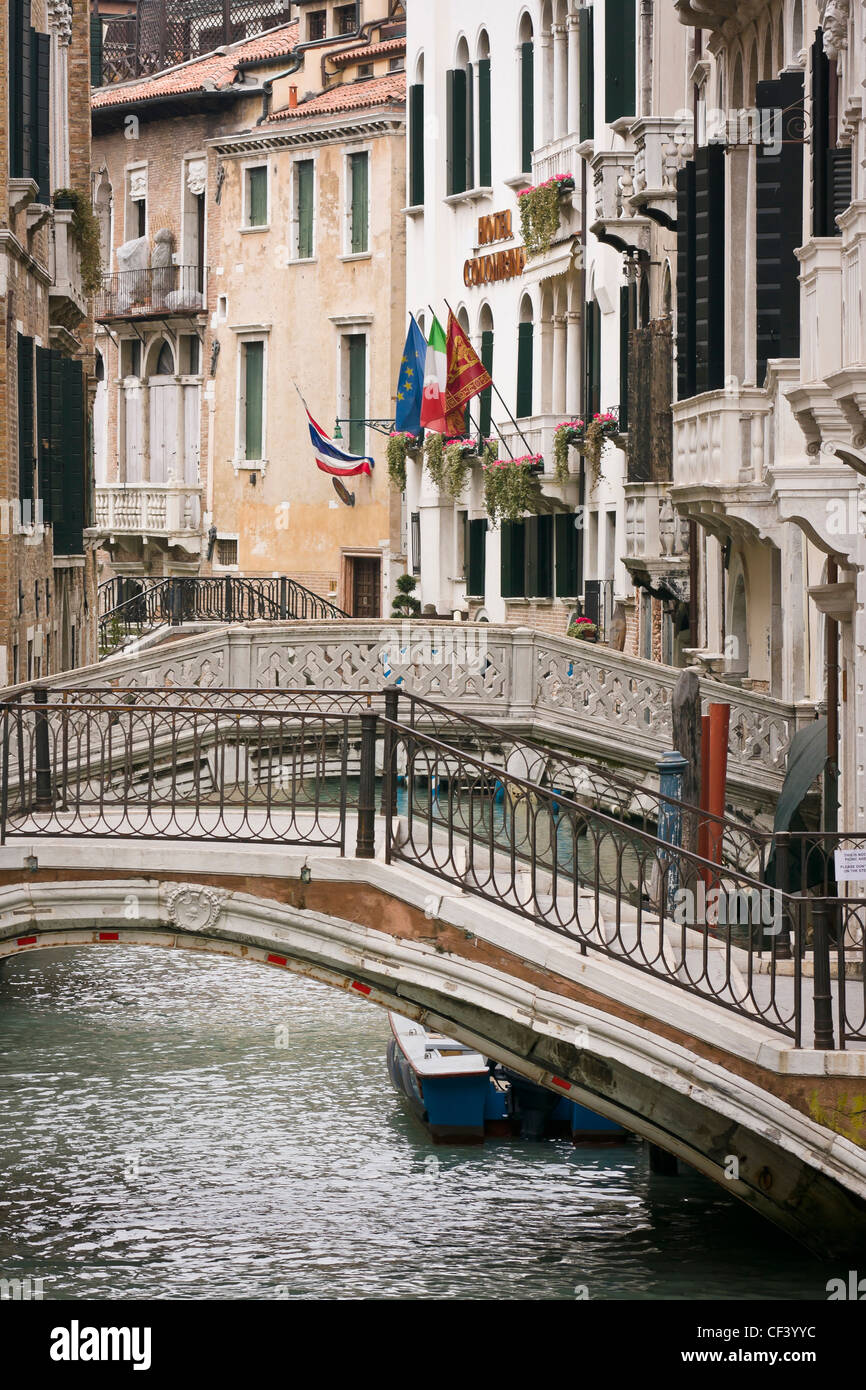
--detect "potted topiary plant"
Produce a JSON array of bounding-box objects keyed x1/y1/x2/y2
[{"x1": 391, "y1": 573, "x2": 421, "y2": 618}]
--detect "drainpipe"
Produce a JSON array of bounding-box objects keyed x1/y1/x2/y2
[
  {"x1": 824, "y1": 556, "x2": 839, "y2": 835},
  {"x1": 256, "y1": 55, "x2": 303, "y2": 125}
]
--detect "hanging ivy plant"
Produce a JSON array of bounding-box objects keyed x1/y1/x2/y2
[
  {"x1": 583, "y1": 410, "x2": 619, "y2": 494},
  {"x1": 424, "y1": 432, "x2": 446, "y2": 490},
  {"x1": 517, "y1": 173, "x2": 574, "y2": 259},
  {"x1": 483, "y1": 454, "x2": 543, "y2": 525},
  {"x1": 482, "y1": 438, "x2": 499, "y2": 468},
  {"x1": 53, "y1": 187, "x2": 103, "y2": 295},
  {"x1": 387, "y1": 432, "x2": 408, "y2": 492},
  {"x1": 444, "y1": 438, "x2": 474, "y2": 499},
  {"x1": 553, "y1": 420, "x2": 585, "y2": 485}
]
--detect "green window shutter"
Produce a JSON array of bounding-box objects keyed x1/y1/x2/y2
[
  {"x1": 35, "y1": 345, "x2": 52, "y2": 523},
  {"x1": 811, "y1": 35, "x2": 829, "y2": 235},
  {"x1": 20, "y1": 17, "x2": 33, "y2": 185},
  {"x1": 33, "y1": 29, "x2": 50, "y2": 202},
  {"x1": 464, "y1": 64, "x2": 475, "y2": 192},
  {"x1": 577, "y1": 9, "x2": 594, "y2": 142},
  {"x1": 516, "y1": 320, "x2": 533, "y2": 418},
  {"x1": 827, "y1": 147, "x2": 852, "y2": 229},
  {"x1": 17, "y1": 334, "x2": 35, "y2": 510},
  {"x1": 9, "y1": 1, "x2": 24, "y2": 177},
  {"x1": 619, "y1": 283, "x2": 634, "y2": 433},
  {"x1": 350, "y1": 152, "x2": 369, "y2": 254},
  {"x1": 55, "y1": 358, "x2": 85, "y2": 555},
  {"x1": 675, "y1": 160, "x2": 696, "y2": 400},
  {"x1": 468, "y1": 518, "x2": 486, "y2": 597},
  {"x1": 478, "y1": 59, "x2": 491, "y2": 187},
  {"x1": 755, "y1": 73, "x2": 803, "y2": 383},
  {"x1": 500, "y1": 521, "x2": 526, "y2": 598},
  {"x1": 525, "y1": 515, "x2": 552, "y2": 597},
  {"x1": 90, "y1": 12, "x2": 103, "y2": 87},
  {"x1": 248, "y1": 166, "x2": 267, "y2": 226},
  {"x1": 479, "y1": 329, "x2": 494, "y2": 437},
  {"x1": 585, "y1": 300, "x2": 601, "y2": 416},
  {"x1": 348, "y1": 336, "x2": 366, "y2": 456},
  {"x1": 49, "y1": 348, "x2": 64, "y2": 524},
  {"x1": 409, "y1": 82, "x2": 425, "y2": 206},
  {"x1": 297, "y1": 159, "x2": 314, "y2": 258},
  {"x1": 520, "y1": 42, "x2": 534, "y2": 173},
  {"x1": 447, "y1": 68, "x2": 468, "y2": 194},
  {"x1": 555, "y1": 513, "x2": 578, "y2": 597},
  {"x1": 605, "y1": 0, "x2": 635, "y2": 124},
  {"x1": 244, "y1": 341, "x2": 264, "y2": 460},
  {"x1": 693, "y1": 143, "x2": 725, "y2": 393}
]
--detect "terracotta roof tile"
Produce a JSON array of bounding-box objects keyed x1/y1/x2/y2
[
  {"x1": 328, "y1": 35, "x2": 407, "y2": 67},
  {"x1": 268, "y1": 72, "x2": 406, "y2": 122},
  {"x1": 92, "y1": 21, "x2": 299, "y2": 108}
]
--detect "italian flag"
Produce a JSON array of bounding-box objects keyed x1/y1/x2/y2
[{"x1": 420, "y1": 315, "x2": 448, "y2": 434}]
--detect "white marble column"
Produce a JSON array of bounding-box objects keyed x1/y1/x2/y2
[
  {"x1": 567, "y1": 14, "x2": 581, "y2": 136},
  {"x1": 553, "y1": 23, "x2": 568, "y2": 141},
  {"x1": 48, "y1": 0, "x2": 73, "y2": 192},
  {"x1": 552, "y1": 313, "x2": 568, "y2": 416},
  {"x1": 540, "y1": 33, "x2": 554, "y2": 147},
  {"x1": 566, "y1": 309, "x2": 581, "y2": 415}
]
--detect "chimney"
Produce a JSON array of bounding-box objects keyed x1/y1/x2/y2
[{"x1": 289, "y1": 85, "x2": 298, "y2": 108}]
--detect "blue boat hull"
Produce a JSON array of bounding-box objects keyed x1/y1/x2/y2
[{"x1": 387, "y1": 1038, "x2": 490, "y2": 1142}]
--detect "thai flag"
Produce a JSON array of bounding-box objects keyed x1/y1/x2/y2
[{"x1": 306, "y1": 407, "x2": 373, "y2": 477}]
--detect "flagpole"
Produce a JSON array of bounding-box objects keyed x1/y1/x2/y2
[
  {"x1": 429, "y1": 304, "x2": 514, "y2": 460},
  {"x1": 443, "y1": 298, "x2": 536, "y2": 459}
]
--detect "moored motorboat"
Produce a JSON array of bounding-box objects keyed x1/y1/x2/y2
[{"x1": 387, "y1": 1014, "x2": 630, "y2": 1145}]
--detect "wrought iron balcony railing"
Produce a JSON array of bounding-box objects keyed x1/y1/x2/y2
[{"x1": 93, "y1": 265, "x2": 207, "y2": 322}]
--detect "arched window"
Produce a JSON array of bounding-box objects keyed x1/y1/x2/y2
[
  {"x1": 731, "y1": 52, "x2": 744, "y2": 109},
  {"x1": 517, "y1": 295, "x2": 534, "y2": 419},
  {"x1": 661, "y1": 262, "x2": 672, "y2": 319},
  {"x1": 762, "y1": 26, "x2": 773, "y2": 80},
  {"x1": 409, "y1": 53, "x2": 425, "y2": 207},
  {"x1": 447, "y1": 39, "x2": 473, "y2": 195},
  {"x1": 518, "y1": 13, "x2": 534, "y2": 174},
  {"x1": 477, "y1": 30, "x2": 491, "y2": 187},
  {"x1": 478, "y1": 303, "x2": 494, "y2": 437},
  {"x1": 154, "y1": 340, "x2": 175, "y2": 376},
  {"x1": 792, "y1": 0, "x2": 803, "y2": 55}
]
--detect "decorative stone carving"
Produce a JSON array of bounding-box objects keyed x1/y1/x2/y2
[
  {"x1": 129, "y1": 167, "x2": 148, "y2": 203},
  {"x1": 48, "y1": 0, "x2": 73, "y2": 44},
  {"x1": 186, "y1": 158, "x2": 207, "y2": 197},
  {"x1": 166, "y1": 885, "x2": 228, "y2": 933},
  {"x1": 821, "y1": 0, "x2": 849, "y2": 59}
]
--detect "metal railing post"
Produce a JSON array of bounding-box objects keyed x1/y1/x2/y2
[
  {"x1": 381, "y1": 688, "x2": 399, "y2": 821},
  {"x1": 812, "y1": 899, "x2": 835, "y2": 1050},
  {"x1": 280, "y1": 576, "x2": 288, "y2": 619},
  {"x1": 356, "y1": 712, "x2": 378, "y2": 859},
  {"x1": 33, "y1": 686, "x2": 53, "y2": 812},
  {"x1": 773, "y1": 831, "x2": 792, "y2": 959}
]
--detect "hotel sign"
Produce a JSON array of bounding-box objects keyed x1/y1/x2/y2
[{"x1": 463, "y1": 209, "x2": 526, "y2": 286}]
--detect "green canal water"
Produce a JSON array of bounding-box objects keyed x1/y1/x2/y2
[{"x1": 0, "y1": 946, "x2": 834, "y2": 1301}]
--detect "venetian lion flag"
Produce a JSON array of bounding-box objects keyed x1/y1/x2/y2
[
  {"x1": 420, "y1": 315, "x2": 448, "y2": 434},
  {"x1": 304, "y1": 405, "x2": 373, "y2": 477},
  {"x1": 444, "y1": 310, "x2": 493, "y2": 437}
]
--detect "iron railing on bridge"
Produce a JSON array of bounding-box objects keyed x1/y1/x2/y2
[
  {"x1": 98, "y1": 575, "x2": 347, "y2": 656},
  {"x1": 0, "y1": 685, "x2": 862, "y2": 1050}
]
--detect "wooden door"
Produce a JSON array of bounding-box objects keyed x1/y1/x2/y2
[{"x1": 350, "y1": 556, "x2": 380, "y2": 619}]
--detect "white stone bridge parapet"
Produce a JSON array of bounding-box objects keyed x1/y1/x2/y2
[
  {"x1": 20, "y1": 621, "x2": 810, "y2": 803},
  {"x1": 2, "y1": 838, "x2": 865, "y2": 1259}
]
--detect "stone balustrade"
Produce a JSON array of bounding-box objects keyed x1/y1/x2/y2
[{"x1": 94, "y1": 483, "x2": 203, "y2": 538}]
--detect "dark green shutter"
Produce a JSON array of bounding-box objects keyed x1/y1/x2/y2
[
  {"x1": 17, "y1": 334, "x2": 35, "y2": 511},
  {"x1": 468, "y1": 519, "x2": 486, "y2": 597},
  {"x1": 605, "y1": 0, "x2": 635, "y2": 124},
  {"x1": 619, "y1": 284, "x2": 634, "y2": 433},
  {"x1": 693, "y1": 143, "x2": 725, "y2": 393},
  {"x1": 585, "y1": 299, "x2": 601, "y2": 416},
  {"x1": 20, "y1": 11, "x2": 33, "y2": 184},
  {"x1": 35, "y1": 346, "x2": 52, "y2": 523},
  {"x1": 297, "y1": 160, "x2": 314, "y2": 258},
  {"x1": 516, "y1": 321, "x2": 533, "y2": 418},
  {"x1": 54, "y1": 359, "x2": 85, "y2": 555},
  {"x1": 578, "y1": 9, "x2": 594, "y2": 141},
  {"x1": 464, "y1": 64, "x2": 475, "y2": 192},
  {"x1": 351, "y1": 152, "x2": 369, "y2": 253},
  {"x1": 479, "y1": 329, "x2": 494, "y2": 437},
  {"x1": 520, "y1": 43, "x2": 534, "y2": 173},
  {"x1": 501, "y1": 521, "x2": 525, "y2": 598},
  {"x1": 9, "y1": 1, "x2": 24, "y2": 177},
  {"x1": 827, "y1": 147, "x2": 852, "y2": 228},
  {"x1": 555, "y1": 513, "x2": 578, "y2": 597},
  {"x1": 409, "y1": 82, "x2": 425, "y2": 206},
  {"x1": 33, "y1": 29, "x2": 50, "y2": 203},
  {"x1": 755, "y1": 73, "x2": 803, "y2": 383},
  {"x1": 526, "y1": 515, "x2": 552, "y2": 597},
  {"x1": 244, "y1": 341, "x2": 264, "y2": 459},
  {"x1": 811, "y1": 34, "x2": 829, "y2": 235},
  {"x1": 478, "y1": 59, "x2": 491, "y2": 187},
  {"x1": 248, "y1": 166, "x2": 267, "y2": 226},
  {"x1": 348, "y1": 336, "x2": 366, "y2": 456},
  {"x1": 49, "y1": 349, "x2": 64, "y2": 524},
  {"x1": 675, "y1": 161, "x2": 696, "y2": 399},
  {"x1": 90, "y1": 12, "x2": 103, "y2": 87},
  {"x1": 447, "y1": 68, "x2": 468, "y2": 194}
]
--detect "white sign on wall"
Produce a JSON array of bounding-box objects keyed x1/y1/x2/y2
[{"x1": 834, "y1": 849, "x2": 866, "y2": 882}]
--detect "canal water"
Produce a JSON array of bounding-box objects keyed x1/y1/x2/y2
[{"x1": 0, "y1": 946, "x2": 833, "y2": 1301}]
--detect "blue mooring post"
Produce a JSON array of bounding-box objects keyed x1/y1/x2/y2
[{"x1": 656, "y1": 750, "x2": 687, "y2": 916}]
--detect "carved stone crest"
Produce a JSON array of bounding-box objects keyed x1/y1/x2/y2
[
  {"x1": 166, "y1": 885, "x2": 228, "y2": 932},
  {"x1": 186, "y1": 158, "x2": 207, "y2": 197}
]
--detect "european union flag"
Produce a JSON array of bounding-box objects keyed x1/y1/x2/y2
[{"x1": 394, "y1": 315, "x2": 427, "y2": 436}]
